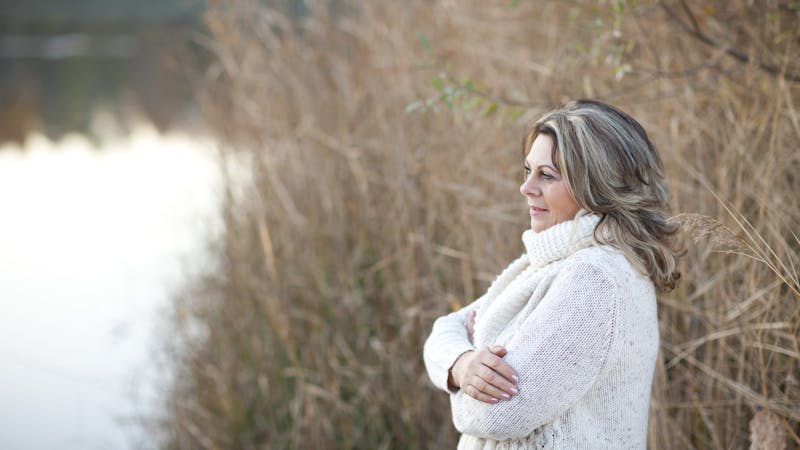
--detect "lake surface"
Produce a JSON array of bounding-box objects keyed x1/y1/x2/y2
[{"x1": 0, "y1": 127, "x2": 222, "y2": 449}]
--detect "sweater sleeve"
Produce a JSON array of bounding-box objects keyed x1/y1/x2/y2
[
  {"x1": 451, "y1": 260, "x2": 620, "y2": 440},
  {"x1": 422, "y1": 294, "x2": 487, "y2": 393}
]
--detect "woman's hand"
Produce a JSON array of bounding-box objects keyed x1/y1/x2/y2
[{"x1": 449, "y1": 346, "x2": 519, "y2": 404}]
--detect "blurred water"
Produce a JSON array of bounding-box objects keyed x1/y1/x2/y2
[{"x1": 0, "y1": 127, "x2": 222, "y2": 450}]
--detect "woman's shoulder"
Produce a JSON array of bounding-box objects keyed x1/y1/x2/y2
[
  {"x1": 563, "y1": 244, "x2": 649, "y2": 289},
  {"x1": 565, "y1": 243, "x2": 628, "y2": 269}
]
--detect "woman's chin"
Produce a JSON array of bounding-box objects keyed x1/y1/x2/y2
[{"x1": 530, "y1": 218, "x2": 552, "y2": 233}]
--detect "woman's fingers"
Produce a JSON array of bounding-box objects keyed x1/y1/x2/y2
[
  {"x1": 489, "y1": 345, "x2": 506, "y2": 357},
  {"x1": 462, "y1": 377, "x2": 510, "y2": 403},
  {"x1": 476, "y1": 353, "x2": 519, "y2": 396},
  {"x1": 485, "y1": 346, "x2": 519, "y2": 385},
  {"x1": 455, "y1": 347, "x2": 519, "y2": 403}
]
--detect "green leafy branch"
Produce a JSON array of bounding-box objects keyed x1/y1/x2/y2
[{"x1": 406, "y1": 33, "x2": 531, "y2": 121}]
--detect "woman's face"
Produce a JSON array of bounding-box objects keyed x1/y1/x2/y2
[{"x1": 519, "y1": 133, "x2": 581, "y2": 232}]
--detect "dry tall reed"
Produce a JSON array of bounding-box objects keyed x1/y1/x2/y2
[{"x1": 156, "y1": 1, "x2": 800, "y2": 448}]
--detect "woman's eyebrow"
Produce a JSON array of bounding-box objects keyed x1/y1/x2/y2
[{"x1": 524, "y1": 155, "x2": 557, "y2": 172}]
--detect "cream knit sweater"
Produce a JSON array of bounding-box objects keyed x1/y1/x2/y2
[{"x1": 423, "y1": 214, "x2": 659, "y2": 449}]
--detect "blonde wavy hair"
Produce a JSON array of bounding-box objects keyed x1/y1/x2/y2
[{"x1": 523, "y1": 99, "x2": 681, "y2": 292}]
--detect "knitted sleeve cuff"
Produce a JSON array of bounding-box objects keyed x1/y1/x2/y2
[{"x1": 423, "y1": 315, "x2": 476, "y2": 393}]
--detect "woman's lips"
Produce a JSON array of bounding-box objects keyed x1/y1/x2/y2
[{"x1": 529, "y1": 206, "x2": 548, "y2": 216}]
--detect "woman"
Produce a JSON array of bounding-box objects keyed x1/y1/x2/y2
[{"x1": 423, "y1": 99, "x2": 681, "y2": 449}]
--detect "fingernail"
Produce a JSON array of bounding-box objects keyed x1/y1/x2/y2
[
  {"x1": 512, "y1": 375, "x2": 519, "y2": 383},
  {"x1": 490, "y1": 397, "x2": 498, "y2": 403},
  {"x1": 501, "y1": 393, "x2": 510, "y2": 399},
  {"x1": 510, "y1": 387, "x2": 519, "y2": 395}
]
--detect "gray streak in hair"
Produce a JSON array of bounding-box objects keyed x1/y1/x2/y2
[{"x1": 523, "y1": 99, "x2": 681, "y2": 292}]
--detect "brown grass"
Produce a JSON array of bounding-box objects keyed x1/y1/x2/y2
[{"x1": 156, "y1": 1, "x2": 800, "y2": 449}]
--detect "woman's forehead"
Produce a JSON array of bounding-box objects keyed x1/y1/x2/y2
[{"x1": 527, "y1": 134, "x2": 557, "y2": 165}]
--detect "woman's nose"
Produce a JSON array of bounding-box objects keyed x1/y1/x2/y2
[{"x1": 520, "y1": 176, "x2": 539, "y2": 197}]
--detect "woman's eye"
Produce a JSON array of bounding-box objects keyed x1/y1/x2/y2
[
  {"x1": 541, "y1": 171, "x2": 555, "y2": 181},
  {"x1": 523, "y1": 166, "x2": 531, "y2": 178}
]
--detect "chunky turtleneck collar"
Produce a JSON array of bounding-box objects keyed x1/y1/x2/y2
[
  {"x1": 472, "y1": 212, "x2": 602, "y2": 348},
  {"x1": 522, "y1": 212, "x2": 601, "y2": 269}
]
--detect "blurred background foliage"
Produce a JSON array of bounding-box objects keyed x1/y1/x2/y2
[
  {"x1": 157, "y1": 0, "x2": 800, "y2": 448},
  {"x1": 12, "y1": 0, "x2": 794, "y2": 448}
]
